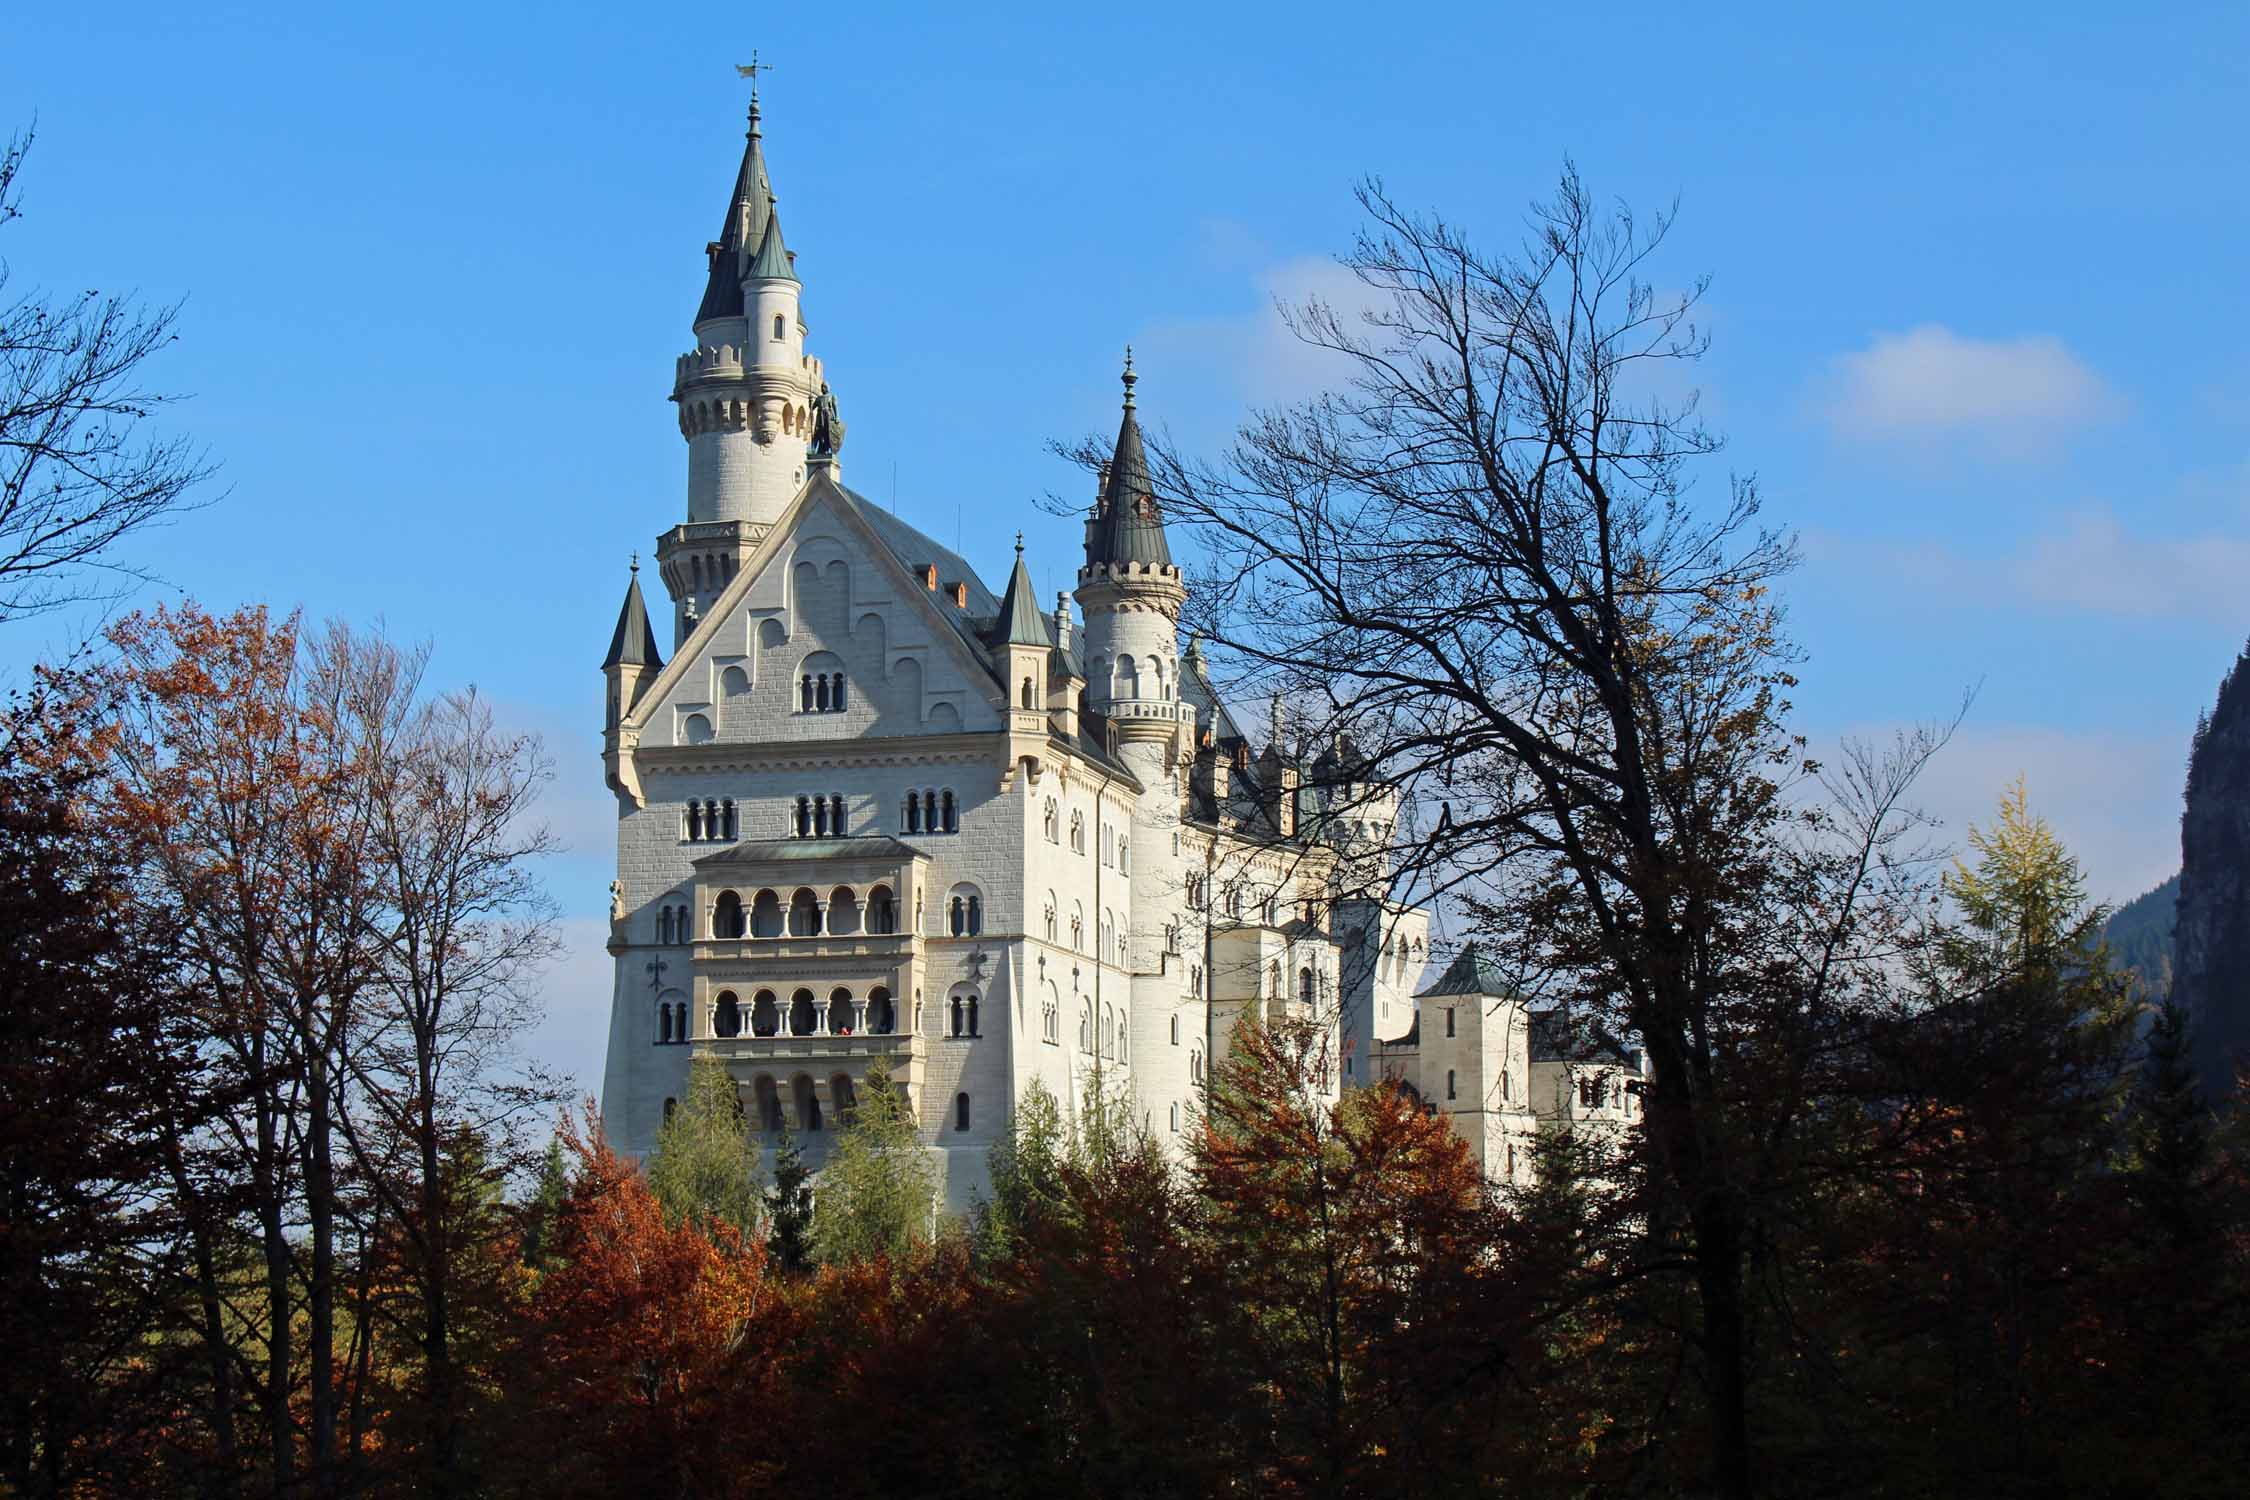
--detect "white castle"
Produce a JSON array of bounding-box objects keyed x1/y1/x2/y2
[{"x1": 597, "y1": 93, "x2": 1646, "y2": 1210}]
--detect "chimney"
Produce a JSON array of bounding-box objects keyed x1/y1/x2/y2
[{"x1": 1052, "y1": 592, "x2": 1072, "y2": 651}]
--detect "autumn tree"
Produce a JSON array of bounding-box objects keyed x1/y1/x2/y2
[
  {"x1": 649, "y1": 1054, "x2": 764, "y2": 1239},
  {"x1": 1125, "y1": 168, "x2": 1947, "y2": 1495},
  {"x1": 0, "y1": 673, "x2": 210, "y2": 1495},
  {"x1": 1193, "y1": 1012, "x2": 1505, "y2": 1494}
]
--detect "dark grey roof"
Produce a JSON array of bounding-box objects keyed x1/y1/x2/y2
[
  {"x1": 602, "y1": 569, "x2": 663, "y2": 671},
  {"x1": 1179, "y1": 640, "x2": 1248, "y2": 747},
  {"x1": 835, "y1": 476, "x2": 1004, "y2": 685},
  {"x1": 1528, "y1": 1008, "x2": 1638, "y2": 1067},
  {"x1": 1084, "y1": 367, "x2": 1173, "y2": 569},
  {"x1": 748, "y1": 205, "x2": 796, "y2": 282},
  {"x1": 985, "y1": 546, "x2": 1054, "y2": 649},
  {"x1": 695, "y1": 105, "x2": 772, "y2": 325},
  {"x1": 692, "y1": 835, "x2": 929, "y2": 868},
  {"x1": 1417, "y1": 944, "x2": 1513, "y2": 999}
]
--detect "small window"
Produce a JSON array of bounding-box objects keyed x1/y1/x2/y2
[
  {"x1": 663, "y1": 1096, "x2": 678, "y2": 1122},
  {"x1": 1446, "y1": 1007, "x2": 1456, "y2": 1038},
  {"x1": 1170, "y1": 1102, "x2": 1179, "y2": 1132},
  {"x1": 1446, "y1": 1069, "x2": 1457, "y2": 1101},
  {"x1": 1170, "y1": 1015, "x2": 1179, "y2": 1046},
  {"x1": 772, "y1": 312, "x2": 785, "y2": 340},
  {"x1": 955, "y1": 1091, "x2": 971, "y2": 1132}
]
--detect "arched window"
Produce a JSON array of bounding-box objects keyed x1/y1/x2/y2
[
  {"x1": 828, "y1": 987, "x2": 855, "y2": 1036},
  {"x1": 904, "y1": 793, "x2": 921, "y2": 833},
  {"x1": 1042, "y1": 799, "x2": 1058, "y2": 842},
  {"x1": 941, "y1": 789, "x2": 958, "y2": 833},
  {"x1": 658, "y1": 906, "x2": 674, "y2": 945},
  {"x1": 867, "y1": 885, "x2": 896, "y2": 934},
  {"x1": 714, "y1": 891, "x2": 744, "y2": 939},
  {"x1": 1070, "y1": 811, "x2": 1084, "y2": 853},
  {"x1": 955, "y1": 1092, "x2": 971, "y2": 1132},
  {"x1": 949, "y1": 994, "x2": 964, "y2": 1037},
  {"x1": 793, "y1": 1074, "x2": 822, "y2": 1131},
  {"x1": 751, "y1": 890, "x2": 783, "y2": 937},
  {"x1": 812, "y1": 797, "x2": 829, "y2": 837},
  {"x1": 1192, "y1": 965, "x2": 1204, "y2": 999},
  {"x1": 1170, "y1": 1014, "x2": 1179, "y2": 1046},
  {"x1": 1079, "y1": 1003, "x2": 1092, "y2": 1054},
  {"x1": 789, "y1": 989, "x2": 817, "y2": 1036},
  {"x1": 788, "y1": 888, "x2": 821, "y2": 936},
  {"x1": 800, "y1": 674, "x2": 814, "y2": 712},
  {"x1": 686, "y1": 801, "x2": 703, "y2": 841},
  {"x1": 1120, "y1": 838, "x2": 1128, "y2": 873},
  {"x1": 867, "y1": 986, "x2": 895, "y2": 1034},
  {"x1": 723, "y1": 799, "x2": 737, "y2": 839},
  {"x1": 830, "y1": 673, "x2": 846, "y2": 710},
  {"x1": 815, "y1": 675, "x2": 830, "y2": 712},
  {"x1": 967, "y1": 994, "x2": 980, "y2": 1035},
  {"x1": 1071, "y1": 906, "x2": 1084, "y2": 951},
  {"x1": 658, "y1": 1003, "x2": 673, "y2": 1044},
  {"x1": 1043, "y1": 894, "x2": 1057, "y2": 943},
  {"x1": 1021, "y1": 677, "x2": 1034, "y2": 709},
  {"x1": 673, "y1": 1001, "x2": 688, "y2": 1041},
  {"x1": 830, "y1": 794, "x2": 846, "y2": 833},
  {"x1": 795, "y1": 796, "x2": 811, "y2": 838},
  {"x1": 1190, "y1": 1048, "x2": 1203, "y2": 1083},
  {"x1": 1299, "y1": 967, "x2": 1315, "y2": 1007},
  {"x1": 715, "y1": 991, "x2": 741, "y2": 1037},
  {"x1": 773, "y1": 312, "x2": 786, "y2": 341},
  {"x1": 752, "y1": 990, "x2": 779, "y2": 1036},
  {"x1": 754, "y1": 1076, "x2": 782, "y2": 1132},
  {"x1": 1170, "y1": 1101, "x2": 1179, "y2": 1132}
]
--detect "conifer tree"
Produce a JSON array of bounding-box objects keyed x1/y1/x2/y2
[
  {"x1": 646, "y1": 1055, "x2": 763, "y2": 1239},
  {"x1": 765, "y1": 1130, "x2": 814, "y2": 1275},
  {"x1": 521, "y1": 1137, "x2": 569, "y2": 1271},
  {"x1": 2128, "y1": 996, "x2": 2213, "y2": 1255},
  {"x1": 808, "y1": 1057, "x2": 935, "y2": 1265}
]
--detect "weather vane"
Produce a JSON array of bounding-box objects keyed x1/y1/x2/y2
[{"x1": 735, "y1": 52, "x2": 773, "y2": 86}]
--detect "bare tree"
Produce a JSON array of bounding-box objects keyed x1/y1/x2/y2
[
  {"x1": 1121, "y1": 168, "x2": 1950, "y2": 1497},
  {"x1": 0, "y1": 126, "x2": 212, "y2": 625}
]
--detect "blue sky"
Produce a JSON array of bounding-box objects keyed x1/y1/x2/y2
[{"x1": 6, "y1": 2, "x2": 2245, "y2": 1090}]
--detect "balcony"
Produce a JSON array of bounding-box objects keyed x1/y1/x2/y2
[
  {"x1": 692, "y1": 930, "x2": 917, "y2": 968},
  {"x1": 696, "y1": 1030, "x2": 924, "y2": 1069}
]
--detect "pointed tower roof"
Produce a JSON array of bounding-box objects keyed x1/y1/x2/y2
[
  {"x1": 986, "y1": 533, "x2": 1056, "y2": 648},
  {"x1": 1084, "y1": 350, "x2": 1174, "y2": 569},
  {"x1": 748, "y1": 203, "x2": 797, "y2": 282},
  {"x1": 1416, "y1": 943, "x2": 1512, "y2": 999},
  {"x1": 694, "y1": 97, "x2": 773, "y2": 324},
  {"x1": 602, "y1": 560, "x2": 665, "y2": 671}
]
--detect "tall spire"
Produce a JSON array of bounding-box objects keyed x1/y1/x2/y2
[
  {"x1": 694, "y1": 93, "x2": 773, "y2": 324},
  {"x1": 1084, "y1": 349, "x2": 1172, "y2": 568}
]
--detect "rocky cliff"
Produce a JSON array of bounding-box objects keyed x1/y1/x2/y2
[{"x1": 2170, "y1": 647, "x2": 2250, "y2": 1099}]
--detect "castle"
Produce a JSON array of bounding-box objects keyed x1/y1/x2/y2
[{"x1": 596, "y1": 92, "x2": 1645, "y2": 1210}]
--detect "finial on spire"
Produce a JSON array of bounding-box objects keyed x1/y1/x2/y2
[
  {"x1": 1121, "y1": 345, "x2": 1137, "y2": 409},
  {"x1": 737, "y1": 53, "x2": 772, "y2": 129},
  {"x1": 1015, "y1": 530, "x2": 1025, "y2": 557},
  {"x1": 629, "y1": 551, "x2": 639, "y2": 575}
]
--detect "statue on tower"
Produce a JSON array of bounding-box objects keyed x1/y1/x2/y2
[{"x1": 810, "y1": 381, "x2": 846, "y2": 457}]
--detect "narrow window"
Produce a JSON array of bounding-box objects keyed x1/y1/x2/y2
[
  {"x1": 1446, "y1": 1007, "x2": 1456, "y2": 1038},
  {"x1": 941, "y1": 789, "x2": 958, "y2": 833},
  {"x1": 723, "y1": 799, "x2": 737, "y2": 839},
  {"x1": 1170, "y1": 1015, "x2": 1179, "y2": 1045},
  {"x1": 795, "y1": 796, "x2": 811, "y2": 838},
  {"x1": 967, "y1": 995, "x2": 980, "y2": 1035},
  {"x1": 905, "y1": 794, "x2": 921, "y2": 834},
  {"x1": 1447, "y1": 1069, "x2": 1457, "y2": 1101},
  {"x1": 950, "y1": 995, "x2": 963, "y2": 1036},
  {"x1": 1170, "y1": 1102, "x2": 1179, "y2": 1132},
  {"x1": 800, "y1": 675, "x2": 814, "y2": 712},
  {"x1": 955, "y1": 1092, "x2": 971, "y2": 1132},
  {"x1": 830, "y1": 794, "x2": 845, "y2": 833},
  {"x1": 663, "y1": 1097, "x2": 678, "y2": 1122},
  {"x1": 831, "y1": 673, "x2": 846, "y2": 710},
  {"x1": 773, "y1": 312, "x2": 785, "y2": 340},
  {"x1": 966, "y1": 896, "x2": 982, "y2": 935},
  {"x1": 659, "y1": 1005, "x2": 672, "y2": 1044},
  {"x1": 949, "y1": 897, "x2": 965, "y2": 937},
  {"x1": 686, "y1": 802, "x2": 702, "y2": 841},
  {"x1": 815, "y1": 675, "x2": 830, "y2": 712}
]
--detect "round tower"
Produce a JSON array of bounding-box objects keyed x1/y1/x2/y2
[
  {"x1": 659, "y1": 92, "x2": 826, "y2": 642},
  {"x1": 1074, "y1": 354, "x2": 1198, "y2": 1134}
]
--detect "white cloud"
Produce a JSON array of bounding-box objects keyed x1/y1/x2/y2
[
  {"x1": 1827, "y1": 721, "x2": 2181, "y2": 906},
  {"x1": 1821, "y1": 324, "x2": 2119, "y2": 449},
  {"x1": 1137, "y1": 256, "x2": 1377, "y2": 408},
  {"x1": 1814, "y1": 506, "x2": 2250, "y2": 628}
]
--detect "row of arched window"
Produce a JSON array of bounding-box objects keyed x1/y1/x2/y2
[
  {"x1": 709, "y1": 885, "x2": 899, "y2": 940},
  {"x1": 688, "y1": 553, "x2": 736, "y2": 593},
  {"x1": 684, "y1": 799, "x2": 737, "y2": 842},
  {"x1": 903, "y1": 788, "x2": 958, "y2": 835},
  {"x1": 655, "y1": 903, "x2": 691, "y2": 945},
  {"x1": 948, "y1": 893, "x2": 983, "y2": 936},
  {"x1": 654, "y1": 1000, "x2": 689, "y2": 1044},
  {"x1": 1076, "y1": 1002, "x2": 1129, "y2": 1062},
  {"x1": 794, "y1": 794, "x2": 848, "y2": 838},
  {"x1": 798, "y1": 673, "x2": 846, "y2": 713},
  {"x1": 948, "y1": 991, "x2": 981, "y2": 1036},
  {"x1": 713, "y1": 985, "x2": 897, "y2": 1038}
]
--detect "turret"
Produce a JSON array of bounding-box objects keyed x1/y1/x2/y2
[
  {"x1": 601, "y1": 558, "x2": 664, "y2": 794},
  {"x1": 987, "y1": 534, "x2": 1060, "y2": 770},
  {"x1": 660, "y1": 89, "x2": 827, "y2": 644}
]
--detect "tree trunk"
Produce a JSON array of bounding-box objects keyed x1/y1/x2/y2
[{"x1": 306, "y1": 1046, "x2": 336, "y2": 1499}]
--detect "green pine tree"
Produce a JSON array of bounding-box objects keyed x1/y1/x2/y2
[
  {"x1": 2128, "y1": 996, "x2": 2213, "y2": 1253},
  {"x1": 647, "y1": 1054, "x2": 764, "y2": 1239},
  {"x1": 976, "y1": 1078, "x2": 1067, "y2": 1259},
  {"x1": 766, "y1": 1128, "x2": 815, "y2": 1274},
  {"x1": 520, "y1": 1135, "x2": 569, "y2": 1270},
  {"x1": 808, "y1": 1056, "x2": 936, "y2": 1265}
]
